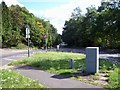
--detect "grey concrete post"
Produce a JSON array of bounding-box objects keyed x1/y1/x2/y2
[
  {"x1": 86, "y1": 47, "x2": 99, "y2": 73},
  {"x1": 70, "y1": 59, "x2": 74, "y2": 69}
]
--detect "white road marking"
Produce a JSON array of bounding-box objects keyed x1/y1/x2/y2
[{"x1": 100, "y1": 54, "x2": 119, "y2": 57}]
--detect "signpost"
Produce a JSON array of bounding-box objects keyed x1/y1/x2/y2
[{"x1": 26, "y1": 25, "x2": 30, "y2": 57}]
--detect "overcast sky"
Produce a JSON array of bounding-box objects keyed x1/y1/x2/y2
[{"x1": 1, "y1": 0, "x2": 101, "y2": 34}]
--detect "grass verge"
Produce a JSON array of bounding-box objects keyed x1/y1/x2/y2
[
  {"x1": 9, "y1": 51, "x2": 120, "y2": 89},
  {"x1": 9, "y1": 51, "x2": 86, "y2": 75},
  {"x1": 0, "y1": 69, "x2": 46, "y2": 88},
  {"x1": 107, "y1": 68, "x2": 120, "y2": 89}
]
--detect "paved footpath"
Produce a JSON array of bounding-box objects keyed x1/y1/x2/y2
[{"x1": 11, "y1": 65, "x2": 103, "y2": 88}]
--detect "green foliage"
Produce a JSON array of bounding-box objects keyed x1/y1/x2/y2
[
  {"x1": 62, "y1": 1, "x2": 120, "y2": 49},
  {"x1": 0, "y1": 3, "x2": 2, "y2": 47},
  {"x1": 107, "y1": 68, "x2": 120, "y2": 89},
  {"x1": 15, "y1": 43, "x2": 28, "y2": 49},
  {"x1": 0, "y1": 69, "x2": 45, "y2": 88},
  {"x1": 1, "y1": 1, "x2": 13, "y2": 47},
  {"x1": 99, "y1": 59, "x2": 119, "y2": 72},
  {"x1": 1, "y1": 1, "x2": 58, "y2": 48},
  {"x1": 54, "y1": 34, "x2": 62, "y2": 45}
]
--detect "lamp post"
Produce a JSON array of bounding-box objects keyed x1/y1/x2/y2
[{"x1": 25, "y1": 25, "x2": 30, "y2": 57}]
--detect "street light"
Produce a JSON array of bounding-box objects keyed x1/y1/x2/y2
[{"x1": 25, "y1": 25, "x2": 30, "y2": 57}]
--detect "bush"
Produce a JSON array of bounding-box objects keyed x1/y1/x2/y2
[
  {"x1": 107, "y1": 68, "x2": 120, "y2": 89},
  {"x1": 16, "y1": 43, "x2": 28, "y2": 49}
]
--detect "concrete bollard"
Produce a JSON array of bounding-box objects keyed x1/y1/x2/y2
[
  {"x1": 70, "y1": 59, "x2": 74, "y2": 69},
  {"x1": 86, "y1": 47, "x2": 99, "y2": 74}
]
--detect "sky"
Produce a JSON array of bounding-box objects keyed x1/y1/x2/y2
[{"x1": 1, "y1": 0, "x2": 102, "y2": 34}]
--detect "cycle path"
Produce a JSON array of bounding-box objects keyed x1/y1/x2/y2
[{"x1": 11, "y1": 65, "x2": 103, "y2": 88}]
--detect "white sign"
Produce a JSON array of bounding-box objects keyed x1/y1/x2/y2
[
  {"x1": 26, "y1": 28, "x2": 30, "y2": 38},
  {"x1": 26, "y1": 28, "x2": 30, "y2": 35}
]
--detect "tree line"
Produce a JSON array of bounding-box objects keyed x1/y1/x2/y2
[
  {"x1": 62, "y1": 0, "x2": 120, "y2": 49},
  {"x1": 1, "y1": 1, "x2": 61, "y2": 48}
]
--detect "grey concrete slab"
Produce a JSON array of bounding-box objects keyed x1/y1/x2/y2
[{"x1": 86, "y1": 47, "x2": 99, "y2": 73}]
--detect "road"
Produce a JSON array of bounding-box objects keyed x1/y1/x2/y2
[
  {"x1": 1, "y1": 49, "x2": 45, "y2": 66},
  {"x1": 1, "y1": 48, "x2": 119, "y2": 67},
  {"x1": 60, "y1": 48, "x2": 120, "y2": 63}
]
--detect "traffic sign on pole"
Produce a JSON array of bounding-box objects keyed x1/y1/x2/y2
[
  {"x1": 25, "y1": 25, "x2": 30, "y2": 57},
  {"x1": 26, "y1": 28, "x2": 30, "y2": 35}
]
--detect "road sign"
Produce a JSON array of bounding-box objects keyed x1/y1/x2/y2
[
  {"x1": 26, "y1": 27, "x2": 30, "y2": 38},
  {"x1": 26, "y1": 28, "x2": 30, "y2": 35},
  {"x1": 25, "y1": 25, "x2": 30, "y2": 57}
]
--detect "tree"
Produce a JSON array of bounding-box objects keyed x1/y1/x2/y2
[
  {"x1": 0, "y1": 3, "x2": 2, "y2": 47},
  {"x1": 62, "y1": 1, "x2": 120, "y2": 49},
  {"x1": 1, "y1": 1, "x2": 59, "y2": 48},
  {"x1": 1, "y1": 1, "x2": 12, "y2": 47}
]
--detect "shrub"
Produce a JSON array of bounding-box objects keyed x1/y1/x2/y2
[
  {"x1": 107, "y1": 68, "x2": 120, "y2": 89},
  {"x1": 16, "y1": 43, "x2": 28, "y2": 49}
]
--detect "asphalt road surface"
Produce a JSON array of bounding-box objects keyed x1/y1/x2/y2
[{"x1": 1, "y1": 49, "x2": 44, "y2": 66}]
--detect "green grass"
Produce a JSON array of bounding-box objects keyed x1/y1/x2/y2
[
  {"x1": 0, "y1": 69, "x2": 45, "y2": 88},
  {"x1": 107, "y1": 68, "x2": 120, "y2": 89},
  {"x1": 9, "y1": 51, "x2": 85, "y2": 76},
  {"x1": 99, "y1": 59, "x2": 119, "y2": 73},
  {"x1": 9, "y1": 51, "x2": 120, "y2": 88}
]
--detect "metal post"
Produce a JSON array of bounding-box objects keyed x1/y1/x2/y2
[
  {"x1": 28, "y1": 37, "x2": 30, "y2": 57},
  {"x1": 45, "y1": 38, "x2": 47, "y2": 51},
  {"x1": 26, "y1": 24, "x2": 30, "y2": 57}
]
